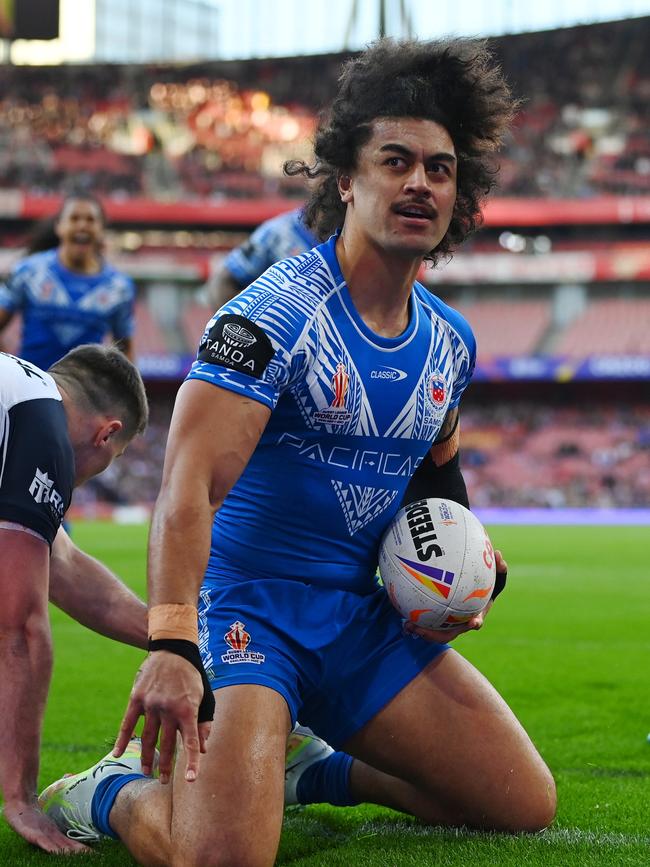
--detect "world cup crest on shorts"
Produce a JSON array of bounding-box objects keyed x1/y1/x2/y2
[
  {"x1": 221, "y1": 620, "x2": 265, "y2": 665},
  {"x1": 224, "y1": 620, "x2": 250, "y2": 651}
]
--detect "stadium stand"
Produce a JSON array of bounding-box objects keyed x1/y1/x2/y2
[
  {"x1": 554, "y1": 298, "x2": 650, "y2": 356},
  {"x1": 181, "y1": 300, "x2": 212, "y2": 350},
  {"x1": 0, "y1": 17, "x2": 648, "y2": 200},
  {"x1": 453, "y1": 300, "x2": 553, "y2": 357},
  {"x1": 133, "y1": 300, "x2": 170, "y2": 355}
]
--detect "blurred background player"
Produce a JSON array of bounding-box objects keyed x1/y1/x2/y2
[
  {"x1": 0, "y1": 192, "x2": 136, "y2": 367},
  {"x1": 204, "y1": 205, "x2": 318, "y2": 310},
  {"x1": 0, "y1": 345, "x2": 149, "y2": 854}
]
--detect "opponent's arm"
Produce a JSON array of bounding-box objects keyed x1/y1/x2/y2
[
  {"x1": 49, "y1": 527, "x2": 147, "y2": 649},
  {"x1": 115, "y1": 379, "x2": 271, "y2": 783},
  {"x1": 0, "y1": 527, "x2": 86, "y2": 853}
]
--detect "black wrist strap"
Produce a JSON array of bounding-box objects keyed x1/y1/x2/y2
[
  {"x1": 148, "y1": 638, "x2": 215, "y2": 723},
  {"x1": 491, "y1": 567, "x2": 507, "y2": 601}
]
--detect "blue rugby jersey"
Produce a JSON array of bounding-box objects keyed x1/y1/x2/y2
[
  {"x1": 0, "y1": 249, "x2": 135, "y2": 369},
  {"x1": 224, "y1": 208, "x2": 318, "y2": 289},
  {"x1": 188, "y1": 234, "x2": 476, "y2": 594}
]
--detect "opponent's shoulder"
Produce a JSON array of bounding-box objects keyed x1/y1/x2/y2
[
  {"x1": 413, "y1": 282, "x2": 476, "y2": 356},
  {"x1": 0, "y1": 353, "x2": 60, "y2": 409}
]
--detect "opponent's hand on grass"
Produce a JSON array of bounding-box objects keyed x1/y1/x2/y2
[
  {"x1": 113, "y1": 652, "x2": 212, "y2": 784},
  {"x1": 3, "y1": 798, "x2": 89, "y2": 854},
  {"x1": 404, "y1": 550, "x2": 507, "y2": 643}
]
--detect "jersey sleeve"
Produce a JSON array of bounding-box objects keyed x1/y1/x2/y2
[
  {"x1": 448, "y1": 313, "x2": 476, "y2": 409},
  {"x1": 418, "y1": 286, "x2": 476, "y2": 410},
  {"x1": 108, "y1": 274, "x2": 136, "y2": 340},
  {"x1": 0, "y1": 397, "x2": 73, "y2": 546},
  {"x1": 186, "y1": 268, "x2": 315, "y2": 411}
]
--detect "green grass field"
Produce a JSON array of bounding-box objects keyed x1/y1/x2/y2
[{"x1": 1, "y1": 521, "x2": 649, "y2": 866}]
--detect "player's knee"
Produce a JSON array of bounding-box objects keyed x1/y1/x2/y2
[
  {"x1": 170, "y1": 837, "x2": 275, "y2": 867},
  {"x1": 507, "y1": 766, "x2": 557, "y2": 833}
]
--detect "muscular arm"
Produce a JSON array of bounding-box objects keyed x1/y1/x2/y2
[
  {"x1": 402, "y1": 407, "x2": 468, "y2": 507},
  {"x1": 49, "y1": 527, "x2": 147, "y2": 649},
  {"x1": 148, "y1": 378, "x2": 270, "y2": 605},
  {"x1": 0, "y1": 529, "x2": 51, "y2": 809},
  {"x1": 116, "y1": 378, "x2": 271, "y2": 780}
]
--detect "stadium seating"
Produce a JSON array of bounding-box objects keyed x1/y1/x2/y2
[
  {"x1": 133, "y1": 301, "x2": 171, "y2": 355},
  {"x1": 453, "y1": 299, "x2": 552, "y2": 357},
  {"x1": 0, "y1": 17, "x2": 647, "y2": 200},
  {"x1": 181, "y1": 301, "x2": 212, "y2": 352},
  {"x1": 554, "y1": 299, "x2": 650, "y2": 356}
]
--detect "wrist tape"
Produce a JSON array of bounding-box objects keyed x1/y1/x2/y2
[
  {"x1": 148, "y1": 638, "x2": 215, "y2": 723},
  {"x1": 148, "y1": 603, "x2": 198, "y2": 643}
]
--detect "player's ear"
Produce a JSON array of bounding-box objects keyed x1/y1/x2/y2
[
  {"x1": 338, "y1": 174, "x2": 353, "y2": 203},
  {"x1": 94, "y1": 419, "x2": 123, "y2": 446}
]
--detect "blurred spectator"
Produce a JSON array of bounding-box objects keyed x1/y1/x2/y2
[
  {"x1": 203, "y1": 207, "x2": 318, "y2": 310},
  {"x1": 0, "y1": 193, "x2": 136, "y2": 368},
  {"x1": 0, "y1": 17, "x2": 647, "y2": 200},
  {"x1": 79, "y1": 398, "x2": 650, "y2": 512}
]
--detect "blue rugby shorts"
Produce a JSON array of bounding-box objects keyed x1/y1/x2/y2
[{"x1": 198, "y1": 564, "x2": 448, "y2": 748}]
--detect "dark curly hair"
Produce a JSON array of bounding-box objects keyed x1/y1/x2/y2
[{"x1": 285, "y1": 38, "x2": 517, "y2": 265}]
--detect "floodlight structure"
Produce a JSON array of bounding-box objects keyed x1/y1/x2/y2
[{"x1": 343, "y1": 0, "x2": 415, "y2": 49}]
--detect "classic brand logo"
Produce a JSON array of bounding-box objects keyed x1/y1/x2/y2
[
  {"x1": 221, "y1": 621, "x2": 265, "y2": 665},
  {"x1": 370, "y1": 365, "x2": 407, "y2": 382}
]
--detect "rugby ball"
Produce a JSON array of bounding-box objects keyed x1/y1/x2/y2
[{"x1": 378, "y1": 498, "x2": 496, "y2": 630}]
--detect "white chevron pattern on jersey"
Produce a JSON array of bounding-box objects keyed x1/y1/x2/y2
[
  {"x1": 332, "y1": 480, "x2": 400, "y2": 536},
  {"x1": 27, "y1": 261, "x2": 71, "y2": 305}
]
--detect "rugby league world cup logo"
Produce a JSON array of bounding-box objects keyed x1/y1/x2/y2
[
  {"x1": 313, "y1": 361, "x2": 353, "y2": 425},
  {"x1": 331, "y1": 361, "x2": 349, "y2": 408}
]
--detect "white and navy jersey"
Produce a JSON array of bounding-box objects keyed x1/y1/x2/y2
[
  {"x1": 0, "y1": 249, "x2": 135, "y2": 370},
  {"x1": 224, "y1": 208, "x2": 318, "y2": 290},
  {"x1": 188, "y1": 234, "x2": 476, "y2": 594},
  {"x1": 0, "y1": 353, "x2": 74, "y2": 545}
]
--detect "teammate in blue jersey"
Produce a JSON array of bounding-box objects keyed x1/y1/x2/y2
[
  {"x1": 0, "y1": 345, "x2": 150, "y2": 854},
  {"x1": 41, "y1": 38, "x2": 556, "y2": 863},
  {"x1": 0, "y1": 194, "x2": 136, "y2": 369},
  {"x1": 204, "y1": 206, "x2": 318, "y2": 309}
]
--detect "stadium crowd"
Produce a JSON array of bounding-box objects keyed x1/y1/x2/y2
[
  {"x1": 74, "y1": 400, "x2": 650, "y2": 513},
  {"x1": 0, "y1": 17, "x2": 648, "y2": 200}
]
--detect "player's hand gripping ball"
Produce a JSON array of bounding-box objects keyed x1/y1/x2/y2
[{"x1": 379, "y1": 498, "x2": 496, "y2": 630}]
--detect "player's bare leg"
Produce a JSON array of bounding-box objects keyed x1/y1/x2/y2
[
  {"x1": 110, "y1": 684, "x2": 290, "y2": 867},
  {"x1": 342, "y1": 649, "x2": 556, "y2": 832}
]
